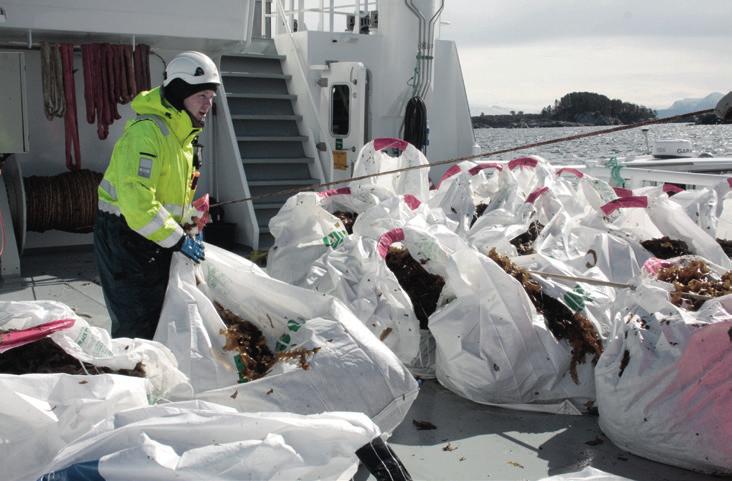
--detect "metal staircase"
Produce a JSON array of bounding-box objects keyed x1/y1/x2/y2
[{"x1": 219, "y1": 46, "x2": 321, "y2": 248}]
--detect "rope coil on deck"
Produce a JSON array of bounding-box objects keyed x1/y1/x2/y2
[{"x1": 24, "y1": 170, "x2": 103, "y2": 233}]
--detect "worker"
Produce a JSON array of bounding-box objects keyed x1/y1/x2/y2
[
  {"x1": 715, "y1": 91, "x2": 732, "y2": 121},
  {"x1": 94, "y1": 51, "x2": 218, "y2": 339}
]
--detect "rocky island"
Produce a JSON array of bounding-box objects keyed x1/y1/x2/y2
[{"x1": 473, "y1": 91, "x2": 656, "y2": 128}]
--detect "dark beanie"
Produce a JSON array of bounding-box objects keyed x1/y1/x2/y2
[{"x1": 163, "y1": 78, "x2": 218, "y2": 111}]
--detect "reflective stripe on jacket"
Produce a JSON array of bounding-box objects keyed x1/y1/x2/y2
[{"x1": 98, "y1": 87, "x2": 200, "y2": 248}]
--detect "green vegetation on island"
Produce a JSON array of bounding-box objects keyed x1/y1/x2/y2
[{"x1": 473, "y1": 91, "x2": 657, "y2": 128}]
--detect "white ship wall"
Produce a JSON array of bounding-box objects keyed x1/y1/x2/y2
[
  {"x1": 1, "y1": 0, "x2": 256, "y2": 250},
  {"x1": 429, "y1": 39, "x2": 475, "y2": 180},
  {"x1": 0, "y1": 0, "x2": 255, "y2": 43},
  {"x1": 10, "y1": 47, "x2": 218, "y2": 250},
  {"x1": 286, "y1": 31, "x2": 475, "y2": 183}
]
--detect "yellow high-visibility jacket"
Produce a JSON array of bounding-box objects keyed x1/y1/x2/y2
[{"x1": 98, "y1": 87, "x2": 200, "y2": 248}]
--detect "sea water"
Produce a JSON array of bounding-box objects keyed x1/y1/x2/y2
[{"x1": 474, "y1": 124, "x2": 732, "y2": 165}]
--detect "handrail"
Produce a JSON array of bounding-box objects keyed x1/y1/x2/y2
[
  {"x1": 262, "y1": 0, "x2": 377, "y2": 34},
  {"x1": 583, "y1": 165, "x2": 728, "y2": 189},
  {"x1": 271, "y1": 0, "x2": 334, "y2": 180}
]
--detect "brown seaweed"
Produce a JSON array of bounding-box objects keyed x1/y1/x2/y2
[
  {"x1": 641, "y1": 236, "x2": 691, "y2": 259},
  {"x1": 0, "y1": 338, "x2": 145, "y2": 377},
  {"x1": 509, "y1": 221, "x2": 544, "y2": 255},
  {"x1": 385, "y1": 247, "x2": 445, "y2": 329},
  {"x1": 332, "y1": 211, "x2": 358, "y2": 234}
]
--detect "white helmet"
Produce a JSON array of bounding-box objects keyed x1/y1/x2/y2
[{"x1": 163, "y1": 51, "x2": 221, "y2": 87}]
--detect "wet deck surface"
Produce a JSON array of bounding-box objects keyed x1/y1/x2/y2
[
  {"x1": 1, "y1": 247, "x2": 722, "y2": 481},
  {"x1": 0, "y1": 246, "x2": 110, "y2": 331}
]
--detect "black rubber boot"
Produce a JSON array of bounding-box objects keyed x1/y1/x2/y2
[{"x1": 355, "y1": 437, "x2": 413, "y2": 481}]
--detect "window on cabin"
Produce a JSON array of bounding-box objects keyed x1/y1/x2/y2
[{"x1": 331, "y1": 84, "x2": 350, "y2": 137}]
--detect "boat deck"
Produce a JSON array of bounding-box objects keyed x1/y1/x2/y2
[{"x1": 0, "y1": 246, "x2": 721, "y2": 481}]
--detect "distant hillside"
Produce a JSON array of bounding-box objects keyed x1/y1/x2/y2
[
  {"x1": 655, "y1": 92, "x2": 723, "y2": 118},
  {"x1": 472, "y1": 91, "x2": 655, "y2": 128}
]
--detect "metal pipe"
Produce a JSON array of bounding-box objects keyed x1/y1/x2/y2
[
  {"x1": 289, "y1": 0, "x2": 295, "y2": 31},
  {"x1": 261, "y1": 0, "x2": 268, "y2": 38},
  {"x1": 352, "y1": 0, "x2": 359, "y2": 33},
  {"x1": 425, "y1": 0, "x2": 445, "y2": 97},
  {"x1": 404, "y1": 0, "x2": 425, "y2": 96},
  {"x1": 419, "y1": 0, "x2": 444, "y2": 99},
  {"x1": 330, "y1": 0, "x2": 335, "y2": 32},
  {"x1": 298, "y1": 0, "x2": 305, "y2": 31},
  {"x1": 319, "y1": 0, "x2": 324, "y2": 30}
]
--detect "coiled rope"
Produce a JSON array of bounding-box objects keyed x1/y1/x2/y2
[
  {"x1": 213, "y1": 108, "x2": 715, "y2": 208},
  {"x1": 24, "y1": 170, "x2": 103, "y2": 233},
  {"x1": 403, "y1": 96, "x2": 428, "y2": 151}
]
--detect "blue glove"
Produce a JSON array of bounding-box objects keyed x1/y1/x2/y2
[{"x1": 179, "y1": 235, "x2": 205, "y2": 263}]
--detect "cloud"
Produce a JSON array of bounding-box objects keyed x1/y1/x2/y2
[
  {"x1": 439, "y1": 1, "x2": 732, "y2": 112},
  {"x1": 441, "y1": 0, "x2": 732, "y2": 46},
  {"x1": 459, "y1": 37, "x2": 732, "y2": 112}
]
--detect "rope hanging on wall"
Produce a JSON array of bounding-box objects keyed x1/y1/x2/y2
[
  {"x1": 81, "y1": 43, "x2": 151, "y2": 140},
  {"x1": 24, "y1": 170, "x2": 103, "y2": 233},
  {"x1": 60, "y1": 43, "x2": 82, "y2": 171},
  {"x1": 403, "y1": 96, "x2": 428, "y2": 152},
  {"x1": 40, "y1": 42, "x2": 65, "y2": 120}
]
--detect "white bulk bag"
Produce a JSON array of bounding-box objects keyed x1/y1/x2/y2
[
  {"x1": 304, "y1": 234, "x2": 420, "y2": 364},
  {"x1": 428, "y1": 170, "x2": 476, "y2": 236},
  {"x1": 351, "y1": 193, "x2": 450, "y2": 240},
  {"x1": 430, "y1": 161, "x2": 510, "y2": 236},
  {"x1": 553, "y1": 167, "x2": 609, "y2": 217},
  {"x1": 511, "y1": 252, "x2": 617, "y2": 341},
  {"x1": 713, "y1": 178, "x2": 732, "y2": 239},
  {"x1": 596, "y1": 284, "x2": 732, "y2": 475},
  {"x1": 155, "y1": 246, "x2": 418, "y2": 433},
  {"x1": 433, "y1": 160, "x2": 508, "y2": 200},
  {"x1": 39, "y1": 401, "x2": 380, "y2": 481},
  {"x1": 350, "y1": 138, "x2": 430, "y2": 203},
  {"x1": 431, "y1": 247, "x2": 597, "y2": 414},
  {"x1": 468, "y1": 186, "x2": 544, "y2": 257},
  {"x1": 0, "y1": 300, "x2": 189, "y2": 400},
  {"x1": 267, "y1": 190, "x2": 355, "y2": 286},
  {"x1": 506, "y1": 155, "x2": 555, "y2": 197},
  {"x1": 536, "y1": 210, "x2": 645, "y2": 286},
  {"x1": 599, "y1": 193, "x2": 731, "y2": 268},
  {"x1": 669, "y1": 185, "x2": 718, "y2": 234},
  {"x1": 375, "y1": 222, "x2": 473, "y2": 376}
]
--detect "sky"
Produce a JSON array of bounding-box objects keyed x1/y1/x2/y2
[{"x1": 437, "y1": 0, "x2": 732, "y2": 114}]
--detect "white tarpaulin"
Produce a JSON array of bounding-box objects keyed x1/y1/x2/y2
[
  {"x1": 38, "y1": 401, "x2": 380, "y2": 481},
  {"x1": 0, "y1": 300, "x2": 190, "y2": 481},
  {"x1": 1, "y1": 373, "x2": 149, "y2": 481}
]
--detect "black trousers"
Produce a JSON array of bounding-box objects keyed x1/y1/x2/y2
[{"x1": 93, "y1": 210, "x2": 173, "y2": 339}]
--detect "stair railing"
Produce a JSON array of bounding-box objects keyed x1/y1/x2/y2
[{"x1": 212, "y1": 69, "x2": 260, "y2": 249}]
